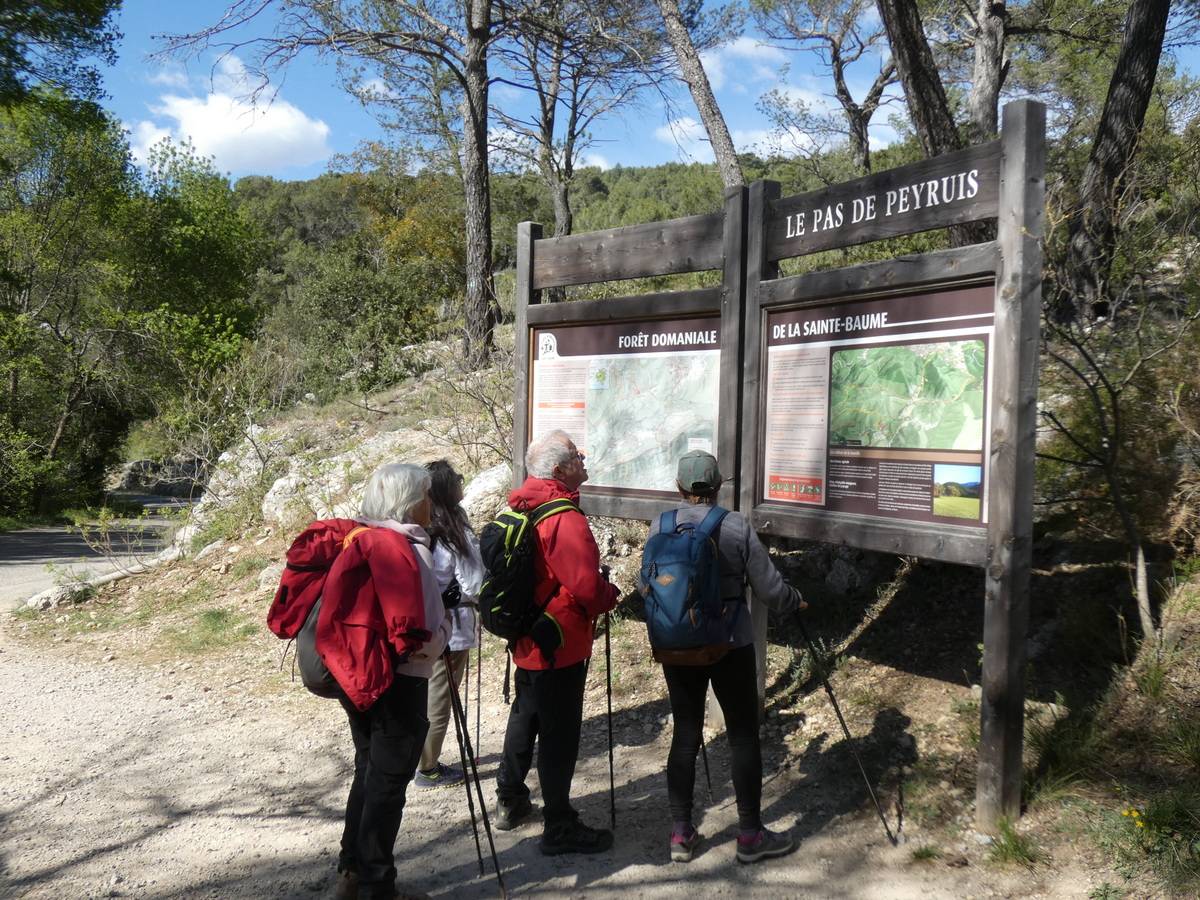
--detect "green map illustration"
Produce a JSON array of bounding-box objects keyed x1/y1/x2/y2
[
  {"x1": 829, "y1": 340, "x2": 986, "y2": 450},
  {"x1": 585, "y1": 354, "x2": 720, "y2": 491}
]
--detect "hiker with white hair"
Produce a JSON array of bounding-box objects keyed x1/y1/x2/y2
[
  {"x1": 319, "y1": 461, "x2": 452, "y2": 900},
  {"x1": 493, "y1": 429, "x2": 619, "y2": 855}
]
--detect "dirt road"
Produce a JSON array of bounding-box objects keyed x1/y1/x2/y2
[
  {"x1": 0, "y1": 615, "x2": 1101, "y2": 900},
  {"x1": 0, "y1": 499, "x2": 178, "y2": 611}
]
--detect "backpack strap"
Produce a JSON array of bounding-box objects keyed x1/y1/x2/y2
[
  {"x1": 694, "y1": 505, "x2": 729, "y2": 542},
  {"x1": 342, "y1": 525, "x2": 370, "y2": 550},
  {"x1": 531, "y1": 498, "x2": 578, "y2": 525},
  {"x1": 659, "y1": 509, "x2": 678, "y2": 534}
]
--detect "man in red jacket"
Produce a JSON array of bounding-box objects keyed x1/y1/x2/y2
[{"x1": 494, "y1": 429, "x2": 619, "y2": 855}]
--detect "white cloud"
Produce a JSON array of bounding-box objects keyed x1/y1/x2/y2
[
  {"x1": 701, "y1": 37, "x2": 789, "y2": 93},
  {"x1": 725, "y1": 36, "x2": 787, "y2": 64},
  {"x1": 130, "y1": 91, "x2": 331, "y2": 174},
  {"x1": 579, "y1": 152, "x2": 612, "y2": 170},
  {"x1": 698, "y1": 48, "x2": 727, "y2": 92},
  {"x1": 147, "y1": 64, "x2": 190, "y2": 90},
  {"x1": 128, "y1": 54, "x2": 332, "y2": 175}
]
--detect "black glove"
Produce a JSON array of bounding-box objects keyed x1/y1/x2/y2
[
  {"x1": 528, "y1": 613, "x2": 563, "y2": 663},
  {"x1": 441, "y1": 577, "x2": 463, "y2": 610}
]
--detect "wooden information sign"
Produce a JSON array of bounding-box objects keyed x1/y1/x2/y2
[{"x1": 511, "y1": 100, "x2": 1045, "y2": 828}]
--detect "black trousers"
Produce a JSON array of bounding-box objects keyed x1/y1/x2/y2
[
  {"x1": 338, "y1": 673, "x2": 429, "y2": 900},
  {"x1": 496, "y1": 660, "x2": 587, "y2": 828},
  {"x1": 662, "y1": 643, "x2": 762, "y2": 832}
]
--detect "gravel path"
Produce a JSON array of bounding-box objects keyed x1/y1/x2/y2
[{"x1": 0, "y1": 616, "x2": 1097, "y2": 899}]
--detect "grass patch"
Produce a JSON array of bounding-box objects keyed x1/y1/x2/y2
[
  {"x1": 1158, "y1": 716, "x2": 1200, "y2": 770},
  {"x1": 1133, "y1": 655, "x2": 1169, "y2": 699},
  {"x1": 910, "y1": 844, "x2": 941, "y2": 861},
  {"x1": 951, "y1": 697, "x2": 981, "y2": 748},
  {"x1": 1025, "y1": 706, "x2": 1099, "y2": 807},
  {"x1": 165, "y1": 607, "x2": 257, "y2": 654},
  {"x1": 1087, "y1": 884, "x2": 1125, "y2": 900},
  {"x1": 230, "y1": 554, "x2": 269, "y2": 580},
  {"x1": 988, "y1": 817, "x2": 1045, "y2": 867},
  {"x1": 1099, "y1": 793, "x2": 1200, "y2": 893}
]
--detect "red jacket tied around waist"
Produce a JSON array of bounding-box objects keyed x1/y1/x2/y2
[
  {"x1": 508, "y1": 477, "x2": 619, "y2": 670},
  {"x1": 317, "y1": 527, "x2": 431, "y2": 710}
]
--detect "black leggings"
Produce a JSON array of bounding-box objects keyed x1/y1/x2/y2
[{"x1": 662, "y1": 643, "x2": 762, "y2": 832}]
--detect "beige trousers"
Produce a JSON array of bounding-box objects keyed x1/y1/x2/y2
[{"x1": 419, "y1": 648, "x2": 470, "y2": 772}]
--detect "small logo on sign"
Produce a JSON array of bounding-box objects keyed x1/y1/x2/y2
[
  {"x1": 656, "y1": 573, "x2": 676, "y2": 587},
  {"x1": 539, "y1": 333, "x2": 559, "y2": 360}
]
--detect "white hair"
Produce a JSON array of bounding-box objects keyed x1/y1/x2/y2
[
  {"x1": 359, "y1": 462, "x2": 431, "y2": 523},
  {"x1": 525, "y1": 429, "x2": 575, "y2": 479}
]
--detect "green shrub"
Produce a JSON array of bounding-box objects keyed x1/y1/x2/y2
[{"x1": 988, "y1": 817, "x2": 1046, "y2": 867}]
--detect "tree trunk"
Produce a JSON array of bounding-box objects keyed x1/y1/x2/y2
[
  {"x1": 656, "y1": 0, "x2": 744, "y2": 189},
  {"x1": 876, "y1": 0, "x2": 959, "y2": 157},
  {"x1": 848, "y1": 107, "x2": 871, "y2": 174},
  {"x1": 1061, "y1": 0, "x2": 1170, "y2": 321},
  {"x1": 967, "y1": 0, "x2": 1007, "y2": 144},
  {"x1": 460, "y1": 0, "x2": 495, "y2": 367},
  {"x1": 876, "y1": 0, "x2": 992, "y2": 246}
]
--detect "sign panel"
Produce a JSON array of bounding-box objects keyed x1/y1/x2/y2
[
  {"x1": 530, "y1": 316, "x2": 721, "y2": 495},
  {"x1": 766, "y1": 141, "x2": 1000, "y2": 261},
  {"x1": 761, "y1": 283, "x2": 993, "y2": 527}
]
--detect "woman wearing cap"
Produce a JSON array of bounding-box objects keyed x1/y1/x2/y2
[{"x1": 642, "y1": 449, "x2": 806, "y2": 865}]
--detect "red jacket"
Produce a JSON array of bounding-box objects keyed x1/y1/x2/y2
[
  {"x1": 509, "y1": 478, "x2": 619, "y2": 670},
  {"x1": 317, "y1": 527, "x2": 431, "y2": 710}
]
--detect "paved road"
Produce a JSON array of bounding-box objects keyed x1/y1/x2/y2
[{"x1": 0, "y1": 496, "x2": 183, "y2": 611}]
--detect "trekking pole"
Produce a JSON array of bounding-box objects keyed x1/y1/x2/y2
[
  {"x1": 446, "y1": 651, "x2": 508, "y2": 897},
  {"x1": 445, "y1": 654, "x2": 485, "y2": 876},
  {"x1": 475, "y1": 623, "x2": 482, "y2": 754},
  {"x1": 796, "y1": 620, "x2": 898, "y2": 846},
  {"x1": 604, "y1": 610, "x2": 616, "y2": 830},
  {"x1": 464, "y1": 650, "x2": 471, "y2": 754},
  {"x1": 699, "y1": 706, "x2": 713, "y2": 803}
]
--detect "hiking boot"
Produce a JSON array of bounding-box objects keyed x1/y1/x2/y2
[
  {"x1": 735, "y1": 828, "x2": 797, "y2": 864},
  {"x1": 540, "y1": 818, "x2": 614, "y2": 855},
  {"x1": 670, "y1": 826, "x2": 702, "y2": 862},
  {"x1": 333, "y1": 870, "x2": 357, "y2": 900},
  {"x1": 412, "y1": 763, "x2": 463, "y2": 790},
  {"x1": 493, "y1": 795, "x2": 533, "y2": 831}
]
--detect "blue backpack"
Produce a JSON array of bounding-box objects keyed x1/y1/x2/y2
[{"x1": 640, "y1": 506, "x2": 740, "y2": 665}]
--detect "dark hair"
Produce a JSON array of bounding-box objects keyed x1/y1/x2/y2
[
  {"x1": 425, "y1": 459, "x2": 470, "y2": 556},
  {"x1": 677, "y1": 480, "x2": 718, "y2": 505}
]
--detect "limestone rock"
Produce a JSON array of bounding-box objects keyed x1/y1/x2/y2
[
  {"x1": 258, "y1": 563, "x2": 285, "y2": 593},
  {"x1": 462, "y1": 463, "x2": 512, "y2": 531}
]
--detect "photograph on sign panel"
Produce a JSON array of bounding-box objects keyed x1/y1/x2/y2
[
  {"x1": 932, "y1": 463, "x2": 983, "y2": 520},
  {"x1": 828, "y1": 339, "x2": 986, "y2": 451},
  {"x1": 529, "y1": 319, "x2": 721, "y2": 495}
]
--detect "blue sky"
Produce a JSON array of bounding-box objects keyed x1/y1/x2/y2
[
  {"x1": 101, "y1": 1, "x2": 1198, "y2": 182},
  {"x1": 102, "y1": 0, "x2": 905, "y2": 180}
]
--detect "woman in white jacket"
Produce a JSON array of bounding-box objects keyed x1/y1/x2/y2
[{"x1": 413, "y1": 459, "x2": 485, "y2": 788}]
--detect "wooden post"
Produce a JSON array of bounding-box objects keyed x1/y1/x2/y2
[
  {"x1": 718, "y1": 185, "x2": 748, "y2": 511},
  {"x1": 744, "y1": 180, "x2": 782, "y2": 716},
  {"x1": 512, "y1": 221, "x2": 543, "y2": 488},
  {"x1": 976, "y1": 100, "x2": 1045, "y2": 829}
]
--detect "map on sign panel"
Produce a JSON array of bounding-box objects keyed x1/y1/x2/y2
[
  {"x1": 829, "y1": 340, "x2": 986, "y2": 451},
  {"x1": 585, "y1": 354, "x2": 720, "y2": 491}
]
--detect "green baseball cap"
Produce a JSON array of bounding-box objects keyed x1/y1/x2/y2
[{"x1": 677, "y1": 450, "x2": 723, "y2": 492}]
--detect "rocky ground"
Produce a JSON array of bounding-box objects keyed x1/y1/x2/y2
[{"x1": 0, "y1": 583, "x2": 1119, "y2": 900}]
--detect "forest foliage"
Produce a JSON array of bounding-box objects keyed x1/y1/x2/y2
[{"x1": 0, "y1": 0, "x2": 1197, "y2": 589}]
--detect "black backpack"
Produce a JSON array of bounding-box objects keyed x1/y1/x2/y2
[{"x1": 478, "y1": 498, "x2": 578, "y2": 641}]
